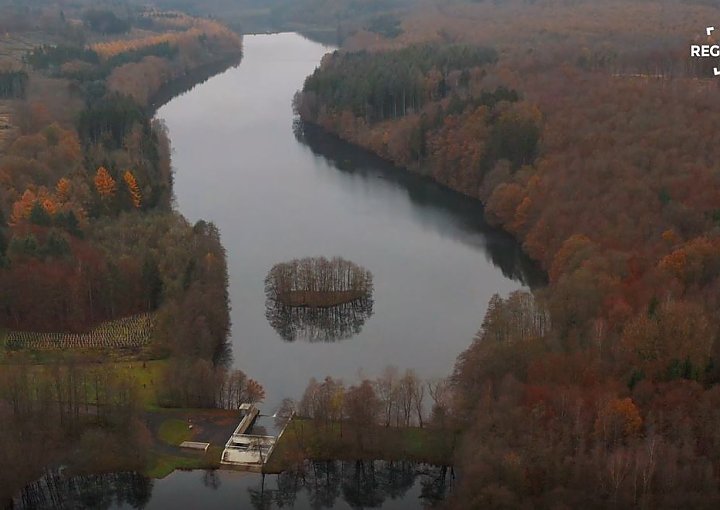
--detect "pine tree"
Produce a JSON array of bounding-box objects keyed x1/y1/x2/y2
[
  {"x1": 29, "y1": 201, "x2": 52, "y2": 226},
  {"x1": 142, "y1": 256, "x2": 163, "y2": 310}
]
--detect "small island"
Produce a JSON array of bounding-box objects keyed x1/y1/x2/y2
[
  {"x1": 264, "y1": 257, "x2": 374, "y2": 342},
  {"x1": 265, "y1": 257, "x2": 373, "y2": 308}
]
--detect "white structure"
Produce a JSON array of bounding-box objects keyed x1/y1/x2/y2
[
  {"x1": 180, "y1": 441, "x2": 210, "y2": 452},
  {"x1": 221, "y1": 403, "x2": 277, "y2": 471}
]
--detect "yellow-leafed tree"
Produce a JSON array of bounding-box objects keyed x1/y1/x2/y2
[
  {"x1": 95, "y1": 167, "x2": 117, "y2": 199},
  {"x1": 123, "y1": 170, "x2": 142, "y2": 209}
]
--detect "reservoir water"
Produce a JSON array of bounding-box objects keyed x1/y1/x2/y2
[
  {"x1": 13, "y1": 32, "x2": 542, "y2": 509},
  {"x1": 159, "y1": 32, "x2": 540, "y2": 410}
]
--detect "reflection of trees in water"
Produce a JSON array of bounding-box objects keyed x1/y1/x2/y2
[
  {"x1": 203, "y1": 470, "x2": 221, "y2": 490},
  {"x1": 265, "y1": 296, "x2": 374, "y2": 342},
  {"x1": 150, "y1": 55, "x2": 242, "y2": 110},
  {"x1": 13, "y1": 471, "x2": 152, "y2": 510},
  {"x1": 14, "y1": 462, "x2": 452, "y2": 509},
  {"x1": 293, "y1": 120, "x2": 547, "y2": 288},
  {"x1": 419, "y1": 465, "x2": 454, "y2": 507},
  {"x1": 249, "y1": 460, "x2": 452, "y2": 509}
]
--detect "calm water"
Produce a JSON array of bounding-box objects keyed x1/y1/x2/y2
[
  {"x1": 158, "y1": 32, "x2": 540, "y2": 410},
  {"x1": 15, "y1": 462, "x2": 454, "y2": 510},
  {"x1": 13, "y1": 32, "x2": 541, "y2": 509}
]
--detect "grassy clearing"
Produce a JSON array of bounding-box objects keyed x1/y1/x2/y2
[
  {"x1": 112, "y1": 359, "x2": 166, "y2": 408},
  {"x1": 264, "y1": 418, "x2": 456, "y2": 473},
  {"x1": 144, "y1": 445, "x2": 223, "y2": 479},
  {"x1": 158, "y1": 418, "x2": 193, "y2": 445}
]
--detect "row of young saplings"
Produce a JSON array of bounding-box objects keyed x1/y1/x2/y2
[
  {"x1": 265, "y1": 256, "x2": 374, "y2": 308},
  {"x1": 5, "y1": 313, "x2": 155, "y2": 350}
]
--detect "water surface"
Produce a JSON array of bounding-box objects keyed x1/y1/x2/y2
[
  {"x1": 15, "y1": 462, "x2": 453, "y2": 510},
  {"x1": 158, "y1": 32, "x2": 540, "y2": 409}
]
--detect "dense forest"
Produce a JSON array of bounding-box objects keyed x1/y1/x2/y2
[
  {"x1": 0, "y1": 2, "x2": 246, "y2": 501},
  {"x1": 294, "y1": 0, "x2": 720, "y2": 507},
  {"x1": 6, "y1": 0, "x2": 720, "y2": 506},
  {"x1": 0, "y1": 5, "x2": 241, "y2": 333}
]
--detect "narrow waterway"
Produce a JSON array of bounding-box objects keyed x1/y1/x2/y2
[{"x1": 158, "y1": 32, "x2": 540, "y2": 410}]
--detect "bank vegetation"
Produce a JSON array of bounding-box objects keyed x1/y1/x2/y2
[
  {"x1": 293, "y1": 0, "x2": 720, "y2": 506},
  {"x1": 0, "y1": 2, "x2": 246, "y2": 502}
]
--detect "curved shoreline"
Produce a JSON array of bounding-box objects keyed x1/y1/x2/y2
[{"x1": 296, "y1": 120, "x2": 548, "y2": 285}]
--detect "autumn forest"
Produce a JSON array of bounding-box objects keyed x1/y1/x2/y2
[
  {"x1": 4, "y1": 0, "x2": 720, "y2": 507},
  {"x1": 293, "y1": 0, "x2": 720, "y2": 507},
  {"x1": 0, "y1": 1, "x2": 255, "y2": 500}
]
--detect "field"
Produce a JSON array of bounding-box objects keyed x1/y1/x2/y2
[
  {"x1": 4, "y1": 313, "x2": 156, "y2": 353},
  {"x1": 0, "y1": 32, "x2": 56, "y2": 62}
]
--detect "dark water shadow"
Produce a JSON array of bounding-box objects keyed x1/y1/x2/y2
[
  {"x1": 11, "y1": 471, "x2": 152, "y2": 510},
  {"x1": 149, "y1": 54, "x2": 243, "y2": 114},
  {"x1": 13, "y1": 461, "x2": 451, "y2": 509},
  {"x1": 294, "y1": 121, "x2": 548, "y2": 289},
  {"x1": 265, "y1": 296, "x2": 374, "y2": 343},
  {"x1": 253, "y1": 460, "x2": 453, "y2": 509}
]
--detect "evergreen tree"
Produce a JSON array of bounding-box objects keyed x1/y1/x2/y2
[
  {"x1": 142, "y1": 256, "x2": 163, "y2": 310},
  {"x1": 29, "y1": 201, "x2": 52, "y2": 227}
]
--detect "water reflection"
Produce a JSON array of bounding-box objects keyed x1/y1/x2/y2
[
  {"x1": 13, "y1": 471, "x2": 152, "y2": 510},
  {"x1": 13, "y1": 461, "x2": 452, "y2": 509},
  {"x1": 150, "y1": 55, "x2": 243, "y2": 112},
  {"x1": 294, "y1": 121, "x2": 547, "y2": 289},
  {"x1": 244, "y1": 460, "x2": 453, "y2": 509},
  {"x1": 265, "y1": 296, "x2": 374, "y2": 342}
]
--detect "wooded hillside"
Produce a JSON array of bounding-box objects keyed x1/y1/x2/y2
[
  {"x1": 0, "y1": 5, "x2": 241, "y2": 500},
  {"x1": 295, "y1": 0, "x2": 720, "y2": 506}
]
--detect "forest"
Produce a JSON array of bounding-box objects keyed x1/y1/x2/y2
[
  {"x1": 6, "y1": 0, "x2": 720, "y2": 506},
  {"x1": 0, "y1": 2, "x2": 246, "y2": 502},
  {"x1": 293, "y1": 0, "x2": 720, "y2": 507}
]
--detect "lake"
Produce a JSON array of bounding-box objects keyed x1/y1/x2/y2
[
  {"x1": 159, "y1": 32, "x2": 541, "y2": 410},
  {"x1": 13, "y1": 32, "x2": 541, "y2": 509}
]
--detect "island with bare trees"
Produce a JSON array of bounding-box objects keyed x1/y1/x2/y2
[
  {"x1": 265, "y1": 256, "x2": 373, "y2": 308},
  {"x1": 264, "y1": 257, "x2": 374, "y2": 342}
]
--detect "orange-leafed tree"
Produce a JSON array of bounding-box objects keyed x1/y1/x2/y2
[
  {"x1": 10, "y1": 189, "x2": 37, "y2": 225},
  {"x1": 94, "y1": 167, "x2": 117, "y2": 199},
  {"x1": 123, "y1": 170, "x2": 142, "y2": 209},
  {"x1": 55, "y1": 177, "x2": 71, "y2": 203},
  {"x1": 41, "y1": 197, "x2": 57, "y2": 216},
  {"x1": 594, "y1": 397, "x2": 642, "y2": 445}
]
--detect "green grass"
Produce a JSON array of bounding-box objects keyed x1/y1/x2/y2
[
  {"x1": 158, "y1": 418, "x2": 193, "y2": 445},
  {"x1": 144, "y1": 446, "x2": 223, "y2": 478},
  {"x1": 112, "y1": 359, "x2": 167, "y2": 408}
]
